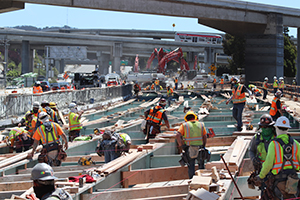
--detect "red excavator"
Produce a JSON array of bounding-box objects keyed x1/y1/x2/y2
[{"x1": 146, "y1": 47, "x2": 190, "y2": 74}]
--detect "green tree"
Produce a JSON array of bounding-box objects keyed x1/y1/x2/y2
[
  {"x1": 283, "y1": 33, "x2": 297, "y2": 77},
  {"x1": 222, "y1": 34, "x2": 245, "y2": 74}
]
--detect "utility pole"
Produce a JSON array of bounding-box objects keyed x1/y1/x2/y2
[{"x1": 1, "y1": 39, "x2": 10, "y2": 88}]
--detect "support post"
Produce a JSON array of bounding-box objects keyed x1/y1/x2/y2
[{"x1": 297, "y1": 28, "x2": 300, "y2": 85}]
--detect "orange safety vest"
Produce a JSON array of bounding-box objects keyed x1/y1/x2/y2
[
  {"x1": 146, "y1": 106, "x2": 165, "y2": 125},
  {"x1": 220, "y1": 79, "x2": 224, "y2": 84},
  {"x1": 61, "y1": 86, "x2": 65, "y2": 90},
  {"x1": 33, "y1": 86, "x2": 43, "y2": 94},
  {"x1": 167, "y1": 88, "x2": 173, "y2": 97},
  {"x1": 271, "y1": 140, "x2": 300, "y2": 175},
  {"x1": 27, "y1": 117, "x2": 37, "y2": 135},
  {"x1": 263, "y1": 81, "x2": 268, "y2": 89},
  {"x1": 270, "y1": 97, "x2": 280, "y2": 116},
  {"x1": 254, "y1": 88, "x2": 262, "y2": 94},
  {"x1": 182, "y1": 121, "x2": 205, "y2": 146},
  {"x1": 232, "y1": 84, "x2": 246, "y2": 104},
  {"x1": 213, "y1": 79, "x2": 216, "y2": 83},
  {"x1": 42, "y1": 107, "x2": 56, "y2": 122},
  {"x1": 175, "y1": 79, "x2": 178, "y2": 83},
  {"x1": 155, "y1": 80, "x2": 159, "y2": 86},
  {"x1": 35, "y1": 122, "x2": 60, "y2": 145},
  {"x1": 151, "y1": 84, "x2": 155, "y2": 90}
]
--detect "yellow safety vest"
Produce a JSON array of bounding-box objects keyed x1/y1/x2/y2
[{"x1": 69, "y1": 112, "x2": 82, "y2": 131}]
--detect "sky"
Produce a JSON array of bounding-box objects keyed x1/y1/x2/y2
[{"x1": 0, "y1": 0, "x2": 299, "y2": 37}]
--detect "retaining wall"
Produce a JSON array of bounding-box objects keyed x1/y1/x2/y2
[{"x1": 0, "y1": 84, "x2": 132, "y2": 119}]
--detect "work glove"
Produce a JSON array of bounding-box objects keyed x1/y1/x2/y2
[
  {"x1": 253, "y1": 175, "x2": 262, "y2": 187},
  {"x1": 252, "y1": 157, "x2": 261, "y2": 167}
]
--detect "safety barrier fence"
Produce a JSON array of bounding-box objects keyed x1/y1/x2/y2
[{"x1": 0, "y1": 84, "x2": 132, "y2": 119}]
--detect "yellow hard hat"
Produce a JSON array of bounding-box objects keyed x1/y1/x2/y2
[
  {"x1": 184, "y1": 111, "x2": 198, "y2": 122},
  {"x1": 49, "y1": 102, "x2": 56, "y2": 108}
]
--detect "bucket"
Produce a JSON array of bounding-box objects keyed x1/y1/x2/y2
[{"x1": 90, "y1": 98, "x2": 94, "y2": 104}]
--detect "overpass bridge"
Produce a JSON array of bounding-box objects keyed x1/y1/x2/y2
[
  {"x1": 2, "y1": 0, "x2": 300, "y2": 83},
  {"x1": 0, "y1": 28, "x2": 226, "y2": 75}
]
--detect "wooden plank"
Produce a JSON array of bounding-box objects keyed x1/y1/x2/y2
[
  {"x1": 122, "y1": 166, "x2": 193, "y2": 187},
  {"x1": 207, "y1": 136, "x2": 237, "y2": 147},
  {"x1": 0, "y1": 181, "x2": 33, "y2": 191},
  {"x1": 81, "y1": 184, "x2": 189, "y2": 200},
  {"x1": 190, "y1": 176, "x2": 212, "y2": 191}
]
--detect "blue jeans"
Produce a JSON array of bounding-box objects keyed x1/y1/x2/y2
[
  {"x1": 232, "y1": 103, "x2": 245, "y2": 130},
  {"x1": 104, "y1": 147, "x2": 119, "y2": 163},
  {"x1": 188, "y1": 157, "x2": 204, "y2": 179},
  {"x1": 263, "y1": 89, "x2": 267, "y2": 99}
]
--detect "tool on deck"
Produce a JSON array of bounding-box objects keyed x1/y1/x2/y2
[
  {"x1": 208, "y1": 128, "x2": 216, "y2": 138},
  {"x1": 221, "y1": 155, "x2": 244, "y2": 200}
]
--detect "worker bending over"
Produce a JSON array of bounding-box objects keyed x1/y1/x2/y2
[
  {"x1": 270, "y1": 90, "x2": 283, "y2": 122},
  {"x1": 29, "y1": 112, "x2": 68, "y2": 166},
  {"x1": 8, "y1": 127, "x2": 32, "y2": 153},
  {"x1": 176, "y1": 111, "x2": 208, "y2": 179},
  {"x1": 255, "y1": 116, "x2": 300, "y2": 199},
  {"x1": 41, "y1": 100, "x2": 59, "y2": 123},
  {"x1": 96, "y1": 130, "x2": 120, "y2": 163}
]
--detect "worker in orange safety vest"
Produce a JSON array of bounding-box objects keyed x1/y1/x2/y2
[
  {"x1": 270, "y1": 90, "x2": 283, "y2": 122},
  {"x1": 33, "y1": 81, "x2": 43, "y2": 94}
]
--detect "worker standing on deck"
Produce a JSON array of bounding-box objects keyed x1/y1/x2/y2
[
  {"x1": 68, "y1": 103, "x2": 84, "y2": 142},
  {"x1": 29, "y1": 112, "x2": 68, "y2": 166},
  {"x1": 254, "y1": 117, "x2": 300, "y2": 199},
  {"x1": 144, "y1": 98, "x2": 170, "y2": 142},
  {"x1": 174, "y1": 77, "x2": 178, "y2": 90},
  {"x1": 176, "y1": 111, "x2": 208, "y2": 179},
  {"x1": 31, "y1": 163, "x2": 72, "y2": 200},
  {"x1": 33, "y1": 81, "x2": 43, "y2": 94},
  {"x1": 18, "y1": 101, "x2": 42, "y2": 129},
  {"x1": 248, "y1": 114, "x2": 276, "y2": 196},
  {"x1": 41, "y1": 100, "x2": 59, "y2": 123},
  {"x1": 25, "y1": 112, "x2": 38, "y2": 137},
  {"x1": 220, "y1": 77, "x2": 224, "y2": 90},
  {"x1": 226, "y1": 77, "x2": 252, "y2": 132},
  {"x1": 270, "y1": 90, "x2": 283, "y2": 122},
  {"x1": 154, "y1": 78, "x2": 160, "y2": 91},
  {"x1": 167, "y1": 85, "x2": 174, "y2": 106},
  {"x1": 262, "y1": 77, "x2": 269, "y2": 100},
  {"x1": 49, "y1": 102, "x2": 62, "y2": 125},
  {"x1": 279, "y1": 77, "x2": 285, "y2": 94},
  {"x1": 213, "y1": 77, "x2": 217, "y2": 90},
  {"x1": 273, "y1": 76, "x2": 279, "y2": 95},
  {"x1": 9, "y1": 127, "x2": 32, "y2": 153},
  {"x1": 133, "y1": 81, "x2": 141, "y2": 98}
]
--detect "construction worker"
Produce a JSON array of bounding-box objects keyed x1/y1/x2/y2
[
  {"x1": 180, "y1": 83, "x2": 184, "y2": 90},
  {"x1": 18, "y1": 101, "x2": 42, "y2": 128},
  {"x1": 9, "y1": 127, "x2": 32, "y2": 153},
  {"x1": 252, "y1": 86, "x2": 263, "y2": 97},
  {"x1": 144, "y1": 98, "x2": 170, "y2": 142},
  {"x1": 31, "y1": 163, "x2": 72, "y2": 200},
  {"x1": 273, "y1": 76, "x2": 279, "y2": 95},
  {"x1": 143, "y1": 85, "x2": 150, "y2": 91},
  {"x1": 174, "y1": 77, "x2": 178, "y2": 90},
  {"x1": 159, "y1": 85, "x2": 163, "y2": 91},
  {"x1": 68, "y1": 103, "x2": 84, "y2": 142},
  {"x1": 213, "y1": 77, "x2": 217, "y2": 90},
  {"x1": 248, "y1": 114, "x2": 276, "y2": 196},
  {"x1": 96, "y1": 130, "x2": 120, "y2": 163},
  {"x1": 220, "y1": 77, "x2": 224, "y2": 90},
  {"x1": 167, "y1": 85, "x2": 174, "y2": 106},
  {"x1": 154, "y1": 78, "x2": 160, "y2": 91},
  {"x1": 226, "y1": 77, "x2": 251, "y2": 131},
  {"x1": 41, "y1": 100, "x2": 59, "y2": 123},
  {"x1": 270, "y1": 90, "x2": 283, "y2": 122},
  {"x1": 262, "y1": 77, "x2": 269, "y2": 100},
  {"x1": 151, "y1": 83, "x2": 155, "y2": 90},
  {"x1": 25, "y1": 112, "x2": 38, "y2": 137},
  {"x1": 204, "y1": 82, "x2": 208, "y2": 89},
  {"x1": 176, "y1": 111, "x2": 208, "y2": 179},
  {"x1": 255, "y1": 116, "x2": 300, "y2": 199},
  {"x1": 29, "y1": 112, "x2": 68, "y2": 166},
  {"x1": 279, "y1": 77, "x2": 285, "y2": 94},
  {"x1": 133, "y1": 81, "x2": 141, "y2": 98},
  {"x1": 49, "y1": 102, "x2": 60, "y2": 122},
  {"x1": 116, "y1": 132, "x2": 132, "y2": 153},
  {"x1": 33, "y1": 81, "x2": 43, "y2": 94}
]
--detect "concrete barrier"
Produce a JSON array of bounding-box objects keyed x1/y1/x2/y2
[{"x1": 0, "y1": 84, "x2": 132, "y2": 119}]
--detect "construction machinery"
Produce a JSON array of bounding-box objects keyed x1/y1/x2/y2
[{"x1": 146, "y1": 47, "x2": 190, "y2": 74}]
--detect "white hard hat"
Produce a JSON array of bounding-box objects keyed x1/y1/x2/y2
[
  {"x1": 264, "y1": 77, "x2": 268, "y2": 81},
  {"x1": 39, "y1": 112, "x2": 49, "y2": 123},
  {"x1": 68, "y1": 103, "x2": 76, "y2": 108},
  {"x1": 36, "y1": 81, "x2": 41, "y2": 85},
  {"x1": 274, "y1": 116, "x2": 291, "y2": 129},
  {"x1": 279, "y1": 77, "x2": 283, "y2": 80},
  {"x1": 33, "y1": 101, "x2": 40, "y2": 108},
  {"x1": 274, "y1": 76, "x2": 277, "y2": 80}
]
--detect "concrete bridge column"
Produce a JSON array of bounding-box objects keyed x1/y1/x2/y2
[
  {"x1": 186, "y1": 52, "x2": 194, "y2": 70},
  {"x1": 245, "y1": 13, "x2": 284, "y2": 84},
  {"x1": 60, "y1": 59, "x2": 65, "y2": 74},
  {"x1": 112, "y1": 43, "x2": 123, "y2": 74},
  {"x1": 98, "y1": 52, "x2": 110, "y2": 75},
  {"x1": 204, "y1": 47, "x2": 215, "y2": 73},
  {"x1": 21, "y1": 40, "x2": 30, "y2": 74},
  {"x1": 297, "y1": 28, "x2": 300, "y2": 84}
]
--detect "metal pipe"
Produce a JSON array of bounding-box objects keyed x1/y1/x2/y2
[{"x1": 220, "y1": 155, "x2": 244, "y2": 200}]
